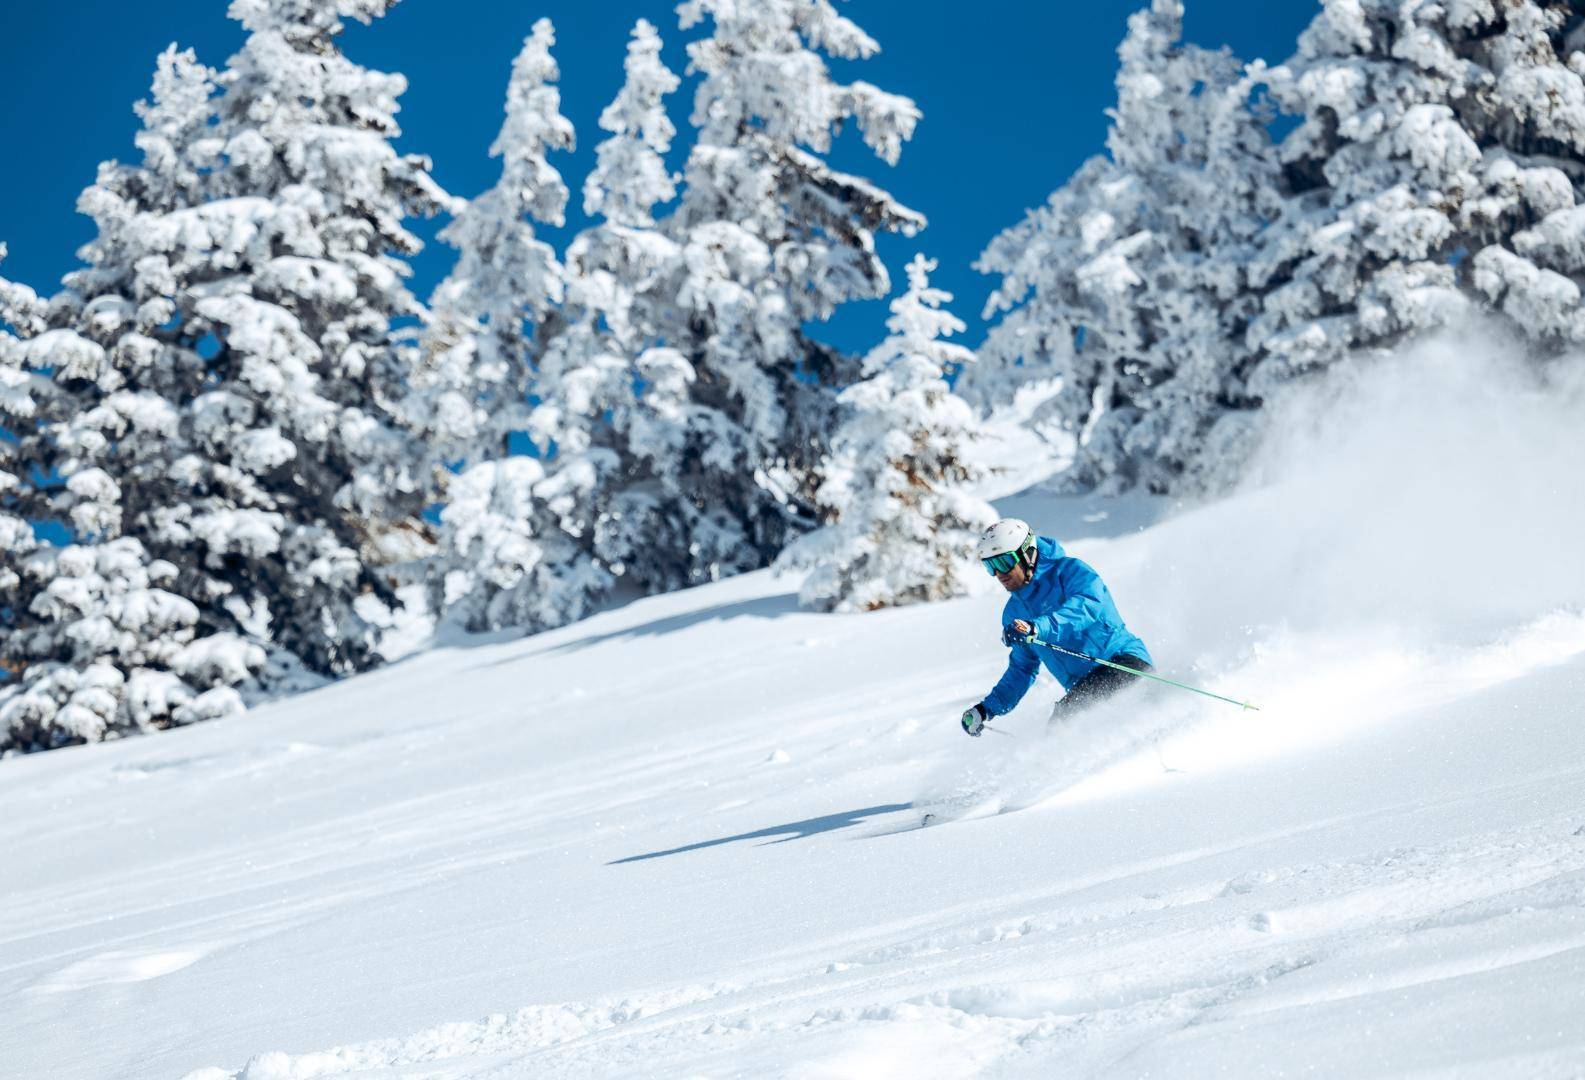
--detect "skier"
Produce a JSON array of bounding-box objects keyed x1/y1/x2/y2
[{"x1": 960, "y1": 519, "x2": 1153, "y2": 736}]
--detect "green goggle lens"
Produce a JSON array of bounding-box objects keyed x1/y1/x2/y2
[{"x1": 982, "y1": 551, "x2": 1020, "y2": 576}]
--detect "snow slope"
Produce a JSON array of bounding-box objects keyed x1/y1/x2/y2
[{"x1": 4, "y1": 346, "x2": 1585, "y2": 1079}]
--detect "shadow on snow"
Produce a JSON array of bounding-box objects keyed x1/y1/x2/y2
[
  {"x1": 609, "y1": 802, "x2": 914, "y2": 864},
  {"x1": 468, "y1": 591, "x2": 804, "y2": 670},
  {"x1": 560, "y1": 592, "x2": 801, "y2": 651}
]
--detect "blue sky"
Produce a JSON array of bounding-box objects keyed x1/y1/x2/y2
[{"x1": 0, "y1": 1, "x2": 1318, "y2": 354}]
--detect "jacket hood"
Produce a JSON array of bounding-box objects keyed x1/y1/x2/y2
[{"x1": 1032, "y1": 535, "x2": 1065, "y2": 577}]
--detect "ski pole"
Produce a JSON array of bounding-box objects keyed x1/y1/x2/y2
[{"x1": 1023, "y1": 636, "x2": 1260, "y2": 712}]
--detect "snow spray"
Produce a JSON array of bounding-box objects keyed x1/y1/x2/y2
[{"x1": 1021, "y1": 635, "x2": 1259, "y2": 711}]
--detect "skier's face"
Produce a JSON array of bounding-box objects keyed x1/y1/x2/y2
[{"x1": 994, "y1": 562, "x2": 1032, "y2": 592}]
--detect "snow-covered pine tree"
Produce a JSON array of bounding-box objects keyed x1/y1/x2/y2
[
  {"x1": 529, "y1": 19, "x2": 692, "y2": 612},
  {"x1": 0, "y1": 536, "x2": 268, "y2": 754},
  {"x1": 976, "y1": 0, "x2": 1585, "y2": 494},
  {"x1": 1249, "y1": 0, "x2": 1585, "y2": 389},
  {"x1": 780, "y1": 254, "x2": 995, "y2": 612},
  {"x1": 652, "y1": 0, "x2": 926, "y2": 587},
  {"x1": 415, "y1": 19, "x2": 584, "y2": 633},
  {"x1": 12, "y1": 0, "x2": 451, "y2": 752},
  {"x1": 962, "y1": 0, "x2": 1162, "y2": 423},
  {"x1": 3, "y1": 60, "x2": 260, "y2": 754},
  {"x1": 0, "y1": 243, "x2": 43, "y2": 522},
  {"x1": 1447, "y1": 2, "x2": 1585, "y2": 343},
  {"x1": 971, "y1": 0, "x2": 1280, "y2": 493},
  {"x1": 581, "y1": 19, "x2": 681, "y2": 238},
  {"x1": 955, "y1": 159, "x2": 1103, "y2": 421},
  {"x1": 1, "y1": 244, "x2": 264, "y2": 754},
  {"x1": 0, "y1": 245, "x2": 46, "y2": 662},
  {"x1": 180, "y1": 0, "x2": 452, "y2": 671},
  {"x1": 1248, "y1": 0, "x2": 1486, "y2": 388}
]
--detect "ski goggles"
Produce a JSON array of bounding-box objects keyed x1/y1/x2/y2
[{"x1": 982, "y1": 551, "x2": 1022, "y2": 576}]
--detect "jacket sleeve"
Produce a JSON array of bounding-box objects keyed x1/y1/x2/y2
[
  {"x1": 1029, "y1": 562, "x2": 1108, "y2": 653},
  {"x1": 982, "y1": 639, "x2": 1041, "y2": 716}
]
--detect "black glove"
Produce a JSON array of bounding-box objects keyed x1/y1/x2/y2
[
  {"x1": 961, "y1": 703, "x2": 989, "y2": 737},
  {"x1": 1001, "y1": 622, "x2": 1032, "y2": 648}
]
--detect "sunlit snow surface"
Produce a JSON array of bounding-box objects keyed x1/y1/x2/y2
[{"x1": 5, "y1": 346, "x2": 1585, "y2": 1078}]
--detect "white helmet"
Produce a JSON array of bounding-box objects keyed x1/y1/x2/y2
[{"x1": 976, "y1": 518, "x2": 1036, "y2": 574}]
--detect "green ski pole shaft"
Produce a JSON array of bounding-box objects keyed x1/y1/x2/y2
[{"x1": 1024, "y1": 636, "x2": 1260, "y2": 712}]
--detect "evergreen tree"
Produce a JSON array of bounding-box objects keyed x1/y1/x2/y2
[
  {"x1": 973, "y1": 1, "x2": 1585, "y2": 493},
  {"x1": 183, "y1": 0, "x2": 452, "y2": 666},
  {"x1": 0, "y1": 246, "x2": 47, "y2": 666},
  {"x1": 5, "y1": 1, "x2": 452, "y2": 752},
  {"x1": 1, "y1": 537, "x2": 266, "y2": 753},
  {"x1": 1429, "y1": 1, "x2": 1585, "y2": 344},
  {"x1": 956, "y1": 159, "x2": 1101, "y2": 420},
  {"x1": 971, "y1": 0, "x2": 1279, "y2": 492},
  {"x1": 1249, "y1": 0, "x2": 1487, "y2": 386},
  {"x1": 581, "y1": 19, "x2": 681, "y2": 234},
  {"x1": 417, "y1": 19, "x2": 579, "y2": 633},
  {"x1": 780, "y1": 254, "x2": 995, "y2": 612},
  {"x1": 1250, "y1": 1, "x2": 1585, "y2": 384},
  {"x1": 653, "y1": 0, "x2": 927, "y2": 586},
  {"x1": 1, "y1": 244, "x2": 264, "y2": 754},
  {"x1": 526, "y1": 19, "x2": 690, "y2": 614},
  {"x1": 0, "y1": 244, "x2": 44, "y2": 550}
]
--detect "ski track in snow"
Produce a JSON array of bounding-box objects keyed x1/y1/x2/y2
[{"x1": 177, "y1": 813, "x2": 1585, "y2": 1079}]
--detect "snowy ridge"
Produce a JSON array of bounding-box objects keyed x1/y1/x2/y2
[{"x1": 4, "y1": 345, "x2": 1585, "y2": 1077}]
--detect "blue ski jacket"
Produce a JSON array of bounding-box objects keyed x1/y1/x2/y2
[{"x1": 981, "y1": 536, "x2": 1151, "y2": 716}]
